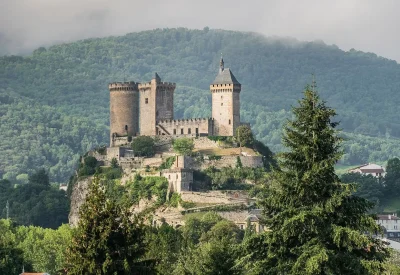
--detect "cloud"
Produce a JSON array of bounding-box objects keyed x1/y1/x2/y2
[{"x1": 1, "y1": 0, "x2": 400, "y2": 62}]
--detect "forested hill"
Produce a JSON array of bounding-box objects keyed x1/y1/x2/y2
[{"x1": 1, "y1": 28, "x2": 400, "y2": 183}]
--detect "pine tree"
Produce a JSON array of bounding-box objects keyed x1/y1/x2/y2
[
  {"x1": 65, "y1": 177, "x2": 146, "y2": 274},
  {"x1": 246, "y1": 86, "x2": 390, "y2": 274}
]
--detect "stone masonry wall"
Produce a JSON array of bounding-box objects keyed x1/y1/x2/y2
[{"x1": 157, "y1": 118, "x2": 212, "y2": 136}]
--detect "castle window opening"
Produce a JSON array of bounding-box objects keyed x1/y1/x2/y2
[
  {"x1": 125, "y1": 125, "x2": 128, "y2": 131},
  {"x1": 195, "y1": 128, "x2": 198, "y2": 134},
  {"x1": 176, "y1": 174, "x2": 178, "y2": 179},
  {"x1": 188, "y1": 128, "x2": 191, "y2": 134},
  {"x1": 181, "y1": 128, "x2": 184, "y2": 134},
  {"x1": 145, "y1": 98, "x2": 148, "y2": 104},
  {"x1": 173, "y1": 129, "x2": 177, "y2": 135},
  {"x1": 229, "y1": 119, "x2": 231, "y2": 125},
  {"x1": 221, "y1": 103, "x2": 223, "y2": 106}
]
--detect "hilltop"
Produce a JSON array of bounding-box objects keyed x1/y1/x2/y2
[{"x1": 1, "y1": 28, "x2": 400, "y2": 183}]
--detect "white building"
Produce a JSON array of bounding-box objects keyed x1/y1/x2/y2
[
  {"x1": 348, "y1": 163, "x2": 385, "y2": 177},
  {"x1": 377, "y1": 214, "x2": 400, "y2": 240}
]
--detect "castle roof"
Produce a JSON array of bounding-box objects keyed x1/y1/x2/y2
[
  {"x1": 212, "y1": 68, "x2": 240, "y2": 85},
  {"x1": 153, "y1": 72, "x2": 161, "y2": 82}
]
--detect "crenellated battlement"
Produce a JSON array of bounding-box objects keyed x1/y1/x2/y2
[
  {"x1": 138, "y1": 82, "x2": 176, "y2": 89},
  {"x1": 158, "y1": 117, "x2": 212, "y2": 125},
  {"x1": 109, "y1": 82, "x2": 138, "y2": 91}
]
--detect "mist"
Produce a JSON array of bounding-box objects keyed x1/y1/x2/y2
[{"x1": 1, "y1": 0, "x2": 400, "y2": 62}]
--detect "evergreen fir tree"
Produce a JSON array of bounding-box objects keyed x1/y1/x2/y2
[
  {"x1": 245, "y1": 85, "x2": 390, "y2": 274},
  {"x1": 65, "y1": 177, "x2": 146, "y2": 274}
]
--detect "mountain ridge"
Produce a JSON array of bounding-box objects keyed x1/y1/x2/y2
[{"x1": 1, "y1": 28, "x2": 400, "y2": 183}]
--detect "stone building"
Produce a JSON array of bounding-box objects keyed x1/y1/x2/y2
[
  {"x1": 109, "y1": 57, "x2": 243, "y2": 146},
  {"x1": 162, "y1": 156, "x2": 193, "y2": 193}
]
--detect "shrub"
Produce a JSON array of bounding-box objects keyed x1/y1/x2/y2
[
  {"x1": 131, "y1": 136, "x2": 155, "y2": 157},
  {"x1": 173, "y1": 138, "x2": 194, "y2": 155}
]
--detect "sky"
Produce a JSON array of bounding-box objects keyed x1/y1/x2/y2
[{"x1": 1, "y1": 0, "x2": 399, "y2": 62}]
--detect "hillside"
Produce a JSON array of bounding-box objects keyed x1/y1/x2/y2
[{"x1": 1, "y1": 28, "x2": 400, "y2": 183}]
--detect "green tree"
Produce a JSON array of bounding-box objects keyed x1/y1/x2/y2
[
  {"x1": 236, "y1": 125, "x2": 254, "y2": 148},
  {"x1": 384, "y1": 157, "x2": 400, "y2": 197},
  {"x1": 28, "y1": 168, "x2": 49, "y2": 186},
  {"x1": 131, "y1": 136, "x2": 155, "y2": 157},
  {"x1": 65, "y1": 177, "x2": 146, "y2": 274},
  {"x1": 246, "y1": 86, "x2": 390, "y2": 274},
  {"x1": 0, "y1": 219, "x2": 28, "y2": 274},
  {"x1": 173, "y1": 138, "x2": 194, "y2": 155},
  {"x1": 16, "y1": 224, "x2": 72, "y2": 274},
  {"x1": 341, "y1": 173, "x2": 384, "y2": 208},
  {"x1": 175, "y1": 216, "x2": 243, "y2": 275},
  {"x1": 110, "y1": 157, "x2": 119, "y2": 168}
]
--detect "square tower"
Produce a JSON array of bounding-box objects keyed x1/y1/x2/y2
[
  {"x1": 210, "y1": 58, "x2": 241, "y2": 136},
  {"x1": 138, "y1": 73, "x2": 176, "y2": 136}
]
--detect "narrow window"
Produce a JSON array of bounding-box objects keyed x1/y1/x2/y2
[
  {"x1": 221, "y1": 103, "x2": 223, "y2": 106},
  {"x1": 188, "y1": 128, "x2": 191, "y2": 134},
  {"x1": 181, "y1": 128, "x2": 184, "y2": 134},
  {"x1": 229, "y1": 119, "x2": 231, "y2": 125},
  {"x1": 125, "y1": 125, "x2": 128, "y2": 131},
  {"x1": 195, "y1": 128, "x2": 199, "y2": 134},
  {"x1": 173, "y1": 129, "x2": 176, "y2": 135},
  {"x1": 145, "y1": 98, "x2": 148, "y2": 104}
]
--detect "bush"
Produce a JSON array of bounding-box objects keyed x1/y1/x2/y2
[
  {"x1": 173, "y1": 138, "x2": 194, "y2": 155},
  {"x1": 159, "y1": 156, "x2": 176, "y2": 170},
  {"x1": 131, "y1": 136, "x2": 155, "y2": 157}
]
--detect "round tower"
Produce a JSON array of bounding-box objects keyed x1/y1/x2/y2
[{"x1": 109, "y1": 82, "x2": 139, "y2": 146}]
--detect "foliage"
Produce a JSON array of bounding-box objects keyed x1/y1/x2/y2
[
  {"x1": 15, "y1": 223, "x2": 72, "y2": 274},
  {"x1": 252, "y1": 139, "x2": 277, "y2": 170},
  {"x1": 168, "y1": 192, "x2": 182, "y2": 208},
  {"x1": 246, "y1": 86, "x2": 390, "y2": 274},
  {"x1": 173, "y1": 137, "x2": 194, "y2": 155},
  {"x1": 159, "y1": 156, "x2": 176, "y2": 170},
  {"x1": 194, "y1": 166, "x2": 265, "y2": 190},
  {"x1": 28, "y1": 168, "x2": 50, "y2": 186},
  {"x1": 236, "y1": 125, "x2": 254, "y2": 148},
  {"x1": 131, "y1": 136, "x2": 155, "y2": 157},
  {"x1": 127, "y1": 175, "x2": 169, "y2": 206},
  {"x1": 175, "y1": 212, "x2": 243, "y2": 275},
  {"x1": 0, "y1": 219, "x2": 27, "y2": 274},
  {"x1": 2, "y1": 28, "x2": 400, "y2": 183},
  {"x1": 144, "y1": 223, "x2": 182, "y2": 274},
  {"x1": 110, "y1": 157, "x2": 118, "y2": 168},
  {"x1": 207, "y1": 136, "x2": 230, "y2": 142},
  {"x1": 0, "y1": 178, "x2": 69, "y2": 228},
  {"x1": 341, "y1": 173, "x2": 384, "y2": 210},
  {"x1": 77, "y1": 155, "x2": 98, "y2": 177},
  {"x1": 65, "y1": 177, "x2": 146, "y2": 274},
  {"x1": 384, "y1": 157, "x2": 400, "y2": 198}
]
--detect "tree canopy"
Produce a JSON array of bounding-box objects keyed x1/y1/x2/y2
[
  {"x1": 246, "y1": 85, "x2": 390, "y2": 274},
  {"x1": 173, "y1": 137, "x2": 194, "y2": 155}
]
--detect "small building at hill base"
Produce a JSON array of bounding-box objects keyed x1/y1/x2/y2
[{"x1": 348, "y1": 163, "x2": 385, "y2": 177}]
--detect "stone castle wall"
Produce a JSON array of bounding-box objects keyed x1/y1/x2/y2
[{"x1": 157, "y1": 118, "x2": 212, "y2": 136}]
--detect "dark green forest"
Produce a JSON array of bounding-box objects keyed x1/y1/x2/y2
[{"x1": 1, "y1": 28, "x2": 400, "y2": 183}]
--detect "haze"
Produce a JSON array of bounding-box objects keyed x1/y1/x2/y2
[{"x1": 1, "y1": 0, "x2": 399, "y2": 62}]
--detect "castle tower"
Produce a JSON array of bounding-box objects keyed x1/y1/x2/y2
[
  {"x1": 109, "y1": 81, "x2": 139, "y2": 146},
  {"x1": 210, "y1": 57, "x2": 241, "y2": 136},
  {"x1": 139, "y1": 73, "x2": 176, "y2": 136}
]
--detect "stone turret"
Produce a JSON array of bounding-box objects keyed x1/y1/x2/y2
[
  {"x1": 138, "y1": 73, "x2": 176, "y2": 136},
  {"x1": 109, "y1": 81, "x2": 139, "y2": 146},
  {"x1": 210, "y1": 57, "x2": 241, "y2": 136}
]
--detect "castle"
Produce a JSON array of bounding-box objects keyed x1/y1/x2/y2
[{"x1": 108, "y1": 57, "x2": 242, "y2": 146}]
